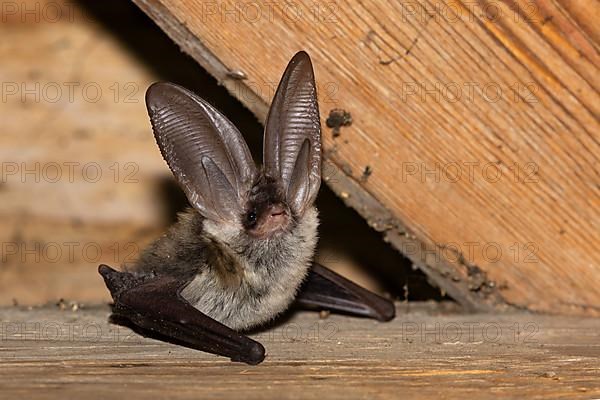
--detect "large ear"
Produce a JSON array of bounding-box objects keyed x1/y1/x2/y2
[
  {"x1": 146, "y1": 82, "x2": 257, "y2": 223},
  {"x1": 263, "y1": 51, "x2": 322, "y2": 216}
]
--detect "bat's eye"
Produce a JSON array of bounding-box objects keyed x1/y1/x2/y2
[{"x1": 246, "y1": 210, "x2": 257, "y2": 226}]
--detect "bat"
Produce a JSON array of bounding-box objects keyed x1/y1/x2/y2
[{"x1": 99, "y1": 51, "x2": 395, "y2": 365}]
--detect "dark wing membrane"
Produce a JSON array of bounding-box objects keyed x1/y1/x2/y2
[
  {"x1": 263, "y1": 51, "x2": 322, "y2": 216},
  {"x1": 295, "y1": 263, "x2": 395, "y2": 322},
  {"x1": 146, "y1": 82, "x2": 257, "y2": 222},
  {"x1": 98, "y1": 265, "x2": 265, "y2": 365}
]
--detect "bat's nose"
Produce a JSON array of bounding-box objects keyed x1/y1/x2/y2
[{"x1": 269, "y1": 203, "x2": 286, "y2": 217}]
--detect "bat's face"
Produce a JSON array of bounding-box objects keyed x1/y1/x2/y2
[
  {"x1": 242, "y1": 175, "x2": 292, "y2": 239},
  {"x1": 146, "y1": 50, "x2": 321, "y2": 246}
]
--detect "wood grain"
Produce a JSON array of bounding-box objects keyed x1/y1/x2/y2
[
  {"x1": 131, "y1": 0, "x2": 600, "y2": 315},
  {"x1": 1, "y1": 304, "x2": 598, "y2": 399},
  {"x1": 0, "y1": 0, "x2": 424, "y2": 304}
]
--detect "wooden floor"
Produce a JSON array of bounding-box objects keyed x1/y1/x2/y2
[{"x1": 0, "y1": 303, "x2": 598, "y2": 399}]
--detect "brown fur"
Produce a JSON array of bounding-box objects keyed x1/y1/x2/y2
[{"x1": 130, "y1": 174, "x2": 320, "y2": 331}]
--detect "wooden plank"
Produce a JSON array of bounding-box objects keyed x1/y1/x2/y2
[
  {"x1": 0, "y1": 0, "x2": 168, "y2": 304},
  {"x1": 0, "y1": 0, "x2": 428, "y2": 305},
  {"x1": 131, "y1": 0, "x2": 600, "y2": 315},
  {"x1": 1, "y1": 304, "x2": 599, "y2": 399}
]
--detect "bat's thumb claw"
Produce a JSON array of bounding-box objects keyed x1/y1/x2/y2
[
  {"x1": 98, "y1": 264, "x2": 139, "y2": 300},
  {"x1": 98, "y1": 264, "x2": 117, "y2": 277}
]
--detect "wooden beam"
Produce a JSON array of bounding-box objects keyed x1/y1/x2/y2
[{"x1": 131, "y1": 0, "x2": 599, "y2": 315}]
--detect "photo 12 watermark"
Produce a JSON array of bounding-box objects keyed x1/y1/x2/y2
[
  {"x1": 229, "y1": 79, "x2": 340, "y2": 106},
  {"x1": 0, "y1": 321, "x2": 143, "y2": 344},
  {"x1": 195, "y1": 1, "x2": 338, "y2": 24},
  {"x1": 1, "y1": 81, "x2": 141, "y2": 104},
  {"x1": 399, "y1": 321, "x2": 539, "y2": 344},
  {"x1": 397, "y1": 161, "x2": 539, "y2": 185},
  {"x1": 398, "y1": 1, "x2": 546, "y2": 24},
  {"x1": 399, "y1": 241, "x2": 540, "y2": 266},
  {"x1": 1, "y1": 162, "x2": 139, "y2": 184},
  {"x1": 1, "y1": 241, "x2": 140, "y2": 266},
  {"x1": 398, "y1": 81, "x2": 538, "y2": 104},
  {"x1": 0, "y1": 319, "x2": 339, "y2": 345},
  {"x1": 0, "y1": 1, "x2": 93, "y2": 24}
]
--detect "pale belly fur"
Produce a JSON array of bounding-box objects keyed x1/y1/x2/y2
[{"x1": 180, "y1": 207, "x2": 319, "y2": 330}]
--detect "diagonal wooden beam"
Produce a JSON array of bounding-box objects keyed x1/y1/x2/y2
[{"x1": 131, "y1": 0, "x2": 600, "y2": 315}]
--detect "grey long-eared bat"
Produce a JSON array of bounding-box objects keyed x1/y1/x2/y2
[{"x1": 99, "y1": 51, "x2": 394, "y2": 365}]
